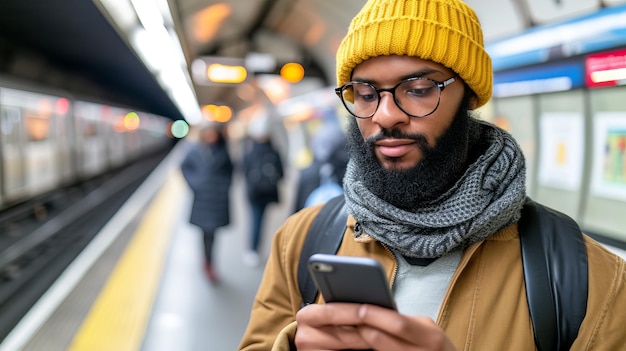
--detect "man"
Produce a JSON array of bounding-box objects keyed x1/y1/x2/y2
[{"x1": 239, "y1": 0, "x2": 626, "y2": 350}]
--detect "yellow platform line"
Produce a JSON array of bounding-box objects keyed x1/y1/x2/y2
[{"x1": 68, "y1": 171, "x2": 187, "y2": 351}]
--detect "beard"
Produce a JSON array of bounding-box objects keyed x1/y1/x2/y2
[{"x1": 345, "y1": 100, "x2": 480, "y2": 211}]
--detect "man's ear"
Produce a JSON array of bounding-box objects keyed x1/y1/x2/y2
[
  {"x1": 468, "y1": 95, "x2": 479, "y2": 110},
  {"x1": 461, "y1": 82, "x2": 479, "y2": 110}
]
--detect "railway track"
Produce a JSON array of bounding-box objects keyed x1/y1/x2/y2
[{"x1": 0, "y1": 147, "x2": 171, "y2": 341}]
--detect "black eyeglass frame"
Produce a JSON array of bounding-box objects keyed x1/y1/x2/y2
[{"x1": 334, "y1": 76, "x2": 456, "y2": 119}]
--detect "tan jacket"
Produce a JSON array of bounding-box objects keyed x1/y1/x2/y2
[{"x1": 239, "y1": 204, "x2": 626, "y2": 351}]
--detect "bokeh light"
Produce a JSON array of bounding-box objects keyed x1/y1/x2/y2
[
  {"x1": 201, "y1": 104, "x2": 232, "y2": 123},
  {"x1": 124, "y1": 112, "x2": 140, "y2": 131},
  {"x1": 170, "y1": 119, "x2": 189, "y2": 138},
  {"x1": 56, "y1": 98, "x2": 70, "y2": 115},
  {"x1": 280, "y1": 62, "x2": 304, "y2": 83}
]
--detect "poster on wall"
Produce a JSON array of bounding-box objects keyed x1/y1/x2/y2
[
  {"x1": 537, "y1": 112, "x2": 584, "y2": 191},
  {"x1": 591, "y1": 112, "x2": 626, "y2": 201}
]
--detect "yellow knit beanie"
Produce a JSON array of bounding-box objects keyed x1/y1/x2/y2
[{"x1": 336, "y1": 0, "x2": 492, "y2": 108}]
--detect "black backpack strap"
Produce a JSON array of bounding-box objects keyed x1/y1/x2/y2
[
  {"x1": 297, "y1": 195, "x2": 347, "y2": 307},
  {"x1": 519, "y1": 199, "x2": 588, "y2": 351}
]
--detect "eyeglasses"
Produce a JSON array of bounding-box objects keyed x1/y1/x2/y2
[{"x1": 335, "y1": 77, "x2": 456, "y2": 119}]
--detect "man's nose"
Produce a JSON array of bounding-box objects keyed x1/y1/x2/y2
[{"x1": 372, "y1": 92, "x2": 410, "y2": 129}]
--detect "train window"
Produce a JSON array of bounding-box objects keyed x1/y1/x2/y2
[
  {"x1": 1, "y1": 107, "x2": 23, "y2": 147},
  {"x1": 1, "y1": 106, "x2": 26, "y2": 191},
  {"x1": 55, "y1": 98, "x2": 71, "y2": 139},
  {"x1": 24, "y1": 110, "x2": 52, "y2": 141},
  {"x1": 75, "y1": 102, "x2": 101, "y2": 137},
  {"x1": 1, "y1": 88, "x2": 57, "y2": 142},
  {"x1": 80, "y1": 119, "x2": 98, "y2": 137}
]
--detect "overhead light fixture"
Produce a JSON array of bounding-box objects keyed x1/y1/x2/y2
[
  {"x1": 192, "y1": 56, "x2": 250, "y2": 86},
  {"x1": 130, "y1": 0, "x2": 163, "y2": 32},
  {"x1": 206, "y1": 64, "x2": 247, "y2": 84},
  {"x1": 97, "y1": 0, "x2": 202, "y2": 125}
]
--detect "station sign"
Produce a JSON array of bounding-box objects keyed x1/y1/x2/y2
[
  {"x1": 487, "y1": 4, "x2": 626, "y2": 72},
  {"x1": 585, "y1": 48, "x2": 626, "y2": 88},
  {"x1": 493, "y1": 60, "x2": 584, "y2": 98}
]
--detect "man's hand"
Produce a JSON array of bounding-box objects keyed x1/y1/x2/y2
[{"x1": 295, "y1": 303, "x2": 457, "y2": 351}]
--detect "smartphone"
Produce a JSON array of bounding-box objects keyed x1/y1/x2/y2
[{"x1": 307, "y1": 253, "x2": 396, "y2": 310}]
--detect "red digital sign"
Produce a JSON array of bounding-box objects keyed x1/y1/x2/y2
[{"x1": 585, "y1": 48, "x2": 626, "y2": 88}]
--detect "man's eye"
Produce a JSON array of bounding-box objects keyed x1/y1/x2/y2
[
  {"x1": 354, "y1": 88, "x2": 377, "y2": 102},
  {"x1": 405, "y1": 86, "x2": 434, "y2": 97}
]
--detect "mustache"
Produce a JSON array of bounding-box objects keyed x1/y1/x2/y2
[{"x1": 365, "y1": 128, "x2": 430, "y2": 150}]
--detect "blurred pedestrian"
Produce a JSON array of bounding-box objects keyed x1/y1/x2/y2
[
  {"x1": 180, "y1": 123, "x2": 233, "y2": 283},
  {"x1": 242, "y1": 111, "x2": 284, "y2": 267},
  {"x1": 292, "y1": 119, "x2": 348, "y2": 213}
]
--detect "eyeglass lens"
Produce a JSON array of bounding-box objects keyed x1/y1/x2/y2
[{"x1": 339, "y1": 78, "x2": 443, "y2": 118}]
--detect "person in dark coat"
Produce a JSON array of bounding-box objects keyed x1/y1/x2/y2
[
  {"x1": 181, "y1": 123, "x2": 233, "y2": 282},
  {"x1": 242, "y1": 118, "x2": 284, "y2": 267}
]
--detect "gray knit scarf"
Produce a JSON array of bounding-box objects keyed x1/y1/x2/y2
[{"x1": 343, "y1": 122, "x2": 527, "y2": 258}]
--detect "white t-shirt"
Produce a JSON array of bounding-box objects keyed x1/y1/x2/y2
[{"x1": 392, "y1": 250, "x2": 462, "y2": 320}]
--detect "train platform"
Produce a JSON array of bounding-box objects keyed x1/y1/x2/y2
[
  {"x1": 0, "y1": 140, "x2": 298, "y2": 351},
  {"x1": 1, "y1": 140, "x2": 626, "y2": 351}
]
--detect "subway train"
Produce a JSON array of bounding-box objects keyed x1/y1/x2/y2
[
  {"x1": 0, "y1": 76, "x2": 174, "y2": 212},
  {"x1": 482, "y1": 5, "x2": 626, "y2": 244}
]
